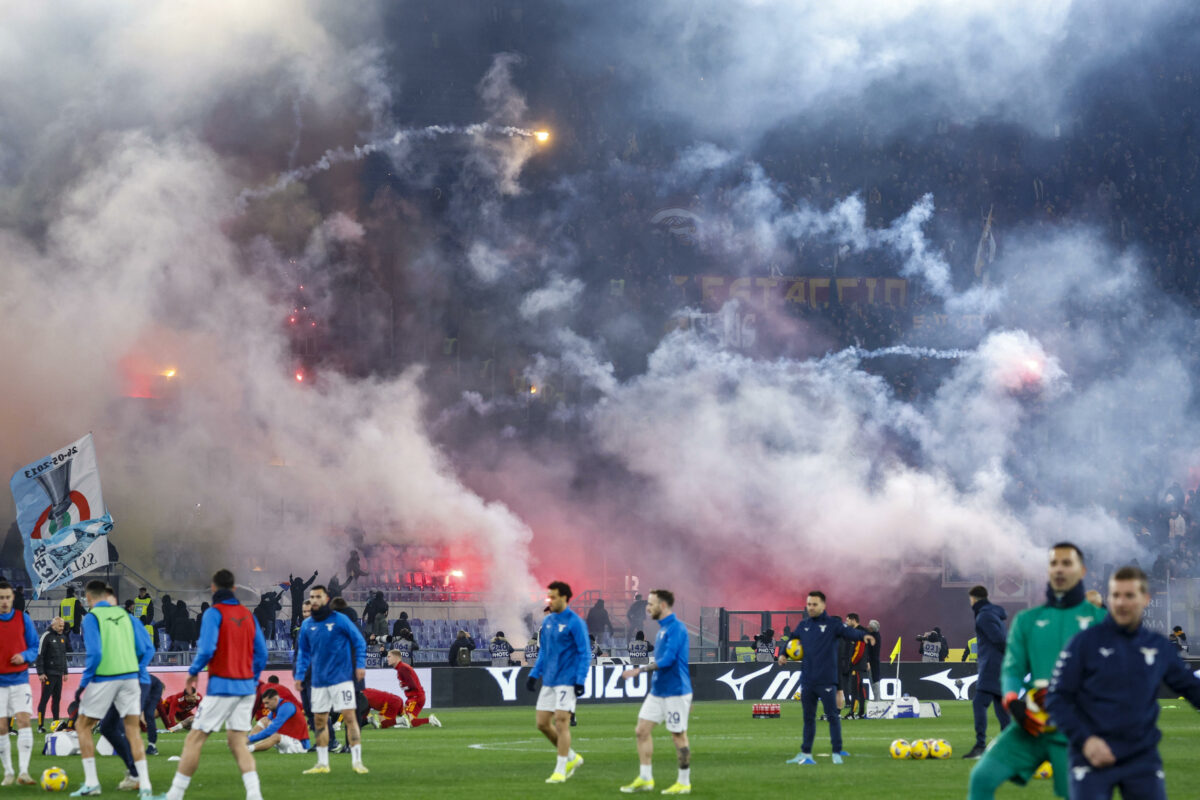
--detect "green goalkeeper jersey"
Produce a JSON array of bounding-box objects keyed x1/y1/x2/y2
[{"x1": 1000, "y1": 583, "x2": 1108, "y2": 696}]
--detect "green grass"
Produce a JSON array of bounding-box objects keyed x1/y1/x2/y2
[{"x1": 29, "y1": 700, "x2": 1200, "y2": 797}]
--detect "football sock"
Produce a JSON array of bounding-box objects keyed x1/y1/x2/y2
[
  {"x1": 134, "y1": 758, "x2": 150, "y2": 790},
  {"x1": 555, "y1": 755, "x2": 567, "y2": 774},
  {"x1": 316, "y1": 746, "x2": 329, "y2": 767},
  {"x1": 639, "y1": 764, "x2": 653, "y2": 781},
  {"x1": 82, "y1": 757, "x2": 98, "y2": 788},
  {"x1": 678, "y1": 767, "x2": 691, "y2": 784},
  {"x1": 567, "y1": 748, "x2": 577, "y2": 760},
  {"x1": 242, "y1": 770, "x2": 261, "y2": 799},
  {"x1": 0, "y1": 736, "x2": 10, "y2": 774},
  {"x1": 16, "y1": 728, "x2": 31, "y2": 773},
  {"x1": 167, "y1": 771, "x2": 191, "y2": 800},
  {"x1": 350, "y1": 744, "x2": 362, "y2": 762}
]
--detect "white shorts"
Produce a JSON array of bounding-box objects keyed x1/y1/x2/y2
[
  {"x1": 80, "y1": 678, "x2": 140, "y2": 719},
  {"x1": 638, "y1": 693, "x2": 692, "y2": 733},
  {"x1": 276, "y1": 734, "x2": 307, "y2": 754},
  {"x1": 192, "y1": 694, "x2": 255, "y2": 733},
  {"x1": 0, "y1": 683, "x2": 33, "y2": 718},
  {"x1": 536, "y1": 685, "x2": 577, "y2": 714},
  {"x1": 311, "y1": 681, "x2": 357, "y2": 714}
]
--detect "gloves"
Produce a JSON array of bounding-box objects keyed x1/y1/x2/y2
[
  {"x1": 574, "y1": 684, "x2": 585, "y2": 698},
  {"x1": 1002, "y1": 689, "x2": 1047, "y2": 737},
  {"x1": 526, "y1": 676, "x2": 538, "y2": 692}
]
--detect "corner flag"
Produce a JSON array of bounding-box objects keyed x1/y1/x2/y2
[{"x1": 889, "y1": 636, "x2": 901, "y2": 664}]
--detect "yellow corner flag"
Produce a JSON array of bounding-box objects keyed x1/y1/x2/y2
[{"x1": 889, "y1": 636, "x2": 901, "y2": 664}]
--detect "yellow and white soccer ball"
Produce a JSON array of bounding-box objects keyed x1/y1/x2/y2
[
  {"x1": 909, "y1": 739, "x2": 930, "y2": 760},
  {"x1": 1034, "y1": 761, "x2": 1053, "y2": 779},
  {"x1": 929, "y1": 739, "x2": 952, "y2": 759},
  {"x1": 889, "y1": 739, "x2": 911, "y2": 759},
  {"x1": 41, "y1": 766, "x2": 69, "y2": 792},
  {"x1": 785, "y1": 639, "x2": 804, "y2": 661}
]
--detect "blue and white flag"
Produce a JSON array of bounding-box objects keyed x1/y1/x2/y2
[{"x1": 9, "y1": 433, "x2": 113, "y2": 598}]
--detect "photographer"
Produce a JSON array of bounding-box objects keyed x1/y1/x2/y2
[
  {"x1": 915, "y1": 627, "x2": 948, "y2": 662},
  {"x1": 754, "y1": 629, "x2": 776, "y2": 663}
]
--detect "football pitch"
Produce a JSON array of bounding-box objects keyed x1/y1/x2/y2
[{"x1": 32, "y1": 700, "x2": 1200, "y2": 797}]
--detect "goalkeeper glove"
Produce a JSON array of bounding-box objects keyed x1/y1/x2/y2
[
  {"x1": 1002, "y1": 688, "x2": 1047, "y2": 737},
  {"x1": 525, "y1": 676, "x2": 539, "y2": 692},
  {"x1": 574, "y1": 684, "x2": 585, "y2": 697}
]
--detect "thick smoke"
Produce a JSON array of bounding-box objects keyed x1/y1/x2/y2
[
  {"x1": 0, "y1": 2, "x2": 540, "y2": 631},
  {"x1": 3, "y1": 0, "x2": 1199, "y2": 646}
]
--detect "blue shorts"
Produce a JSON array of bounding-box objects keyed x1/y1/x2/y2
[{"x1": 1069, "y1": 753, "x2": 1165, "y2": 800}]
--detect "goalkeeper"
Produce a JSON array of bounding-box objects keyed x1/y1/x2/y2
[{"x1": 967, "y1": 543, "x2": 1106, "y2": 799}]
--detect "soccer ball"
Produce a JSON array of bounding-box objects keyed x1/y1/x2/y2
[
  {"x1": 908, "y1": 739, "x2": 930, "y2": 760},
  {"x1": 929, "y1": 739, "x2": 952, "y2": 759},
  {"x1": 41, "y1": 767, "x2": 69, "y2": 792},
  {"x1": 889, "y1": 739, "x2": 911, "y2": 759},
  {"x1": 785, "y1": 639, "x2": 804, "y2": 661},
  {"x1": 1034, "y1": 761, "x2": 1053, "y2": 779}
]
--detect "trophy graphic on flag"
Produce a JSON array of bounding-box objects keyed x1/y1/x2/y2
[{"x1": 34, "y1": 460, "x2": 75, "y2": 536}]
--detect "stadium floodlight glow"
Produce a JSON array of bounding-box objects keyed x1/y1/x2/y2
[
  {"x1": 161, "y1": 368, "x2": 177, "y2": 378},
  {"x1": 534, "y1": 130, "x2": 550, "y2": 143},
  {"x1": 529, "y1": 385, "x2": 538, "y2": 395},
  {"x1": 450, "y1": 569, "x2": 464, "y2": 578},
  {"x1": 295, "y1": 371, "x2": 304, "y2": 383}
]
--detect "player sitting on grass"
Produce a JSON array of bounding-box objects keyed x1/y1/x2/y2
[{"x1": 248, "y1": 689, "x2": 310, "y2": 754}]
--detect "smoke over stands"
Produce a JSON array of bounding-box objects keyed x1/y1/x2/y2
[{"x1": 2, "y1": 1, "x2": 1199, "y2": 642}]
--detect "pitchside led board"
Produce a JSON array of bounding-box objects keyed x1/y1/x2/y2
[{"x1": 9, "y1": 433, "x2": 113, "y2": 597}]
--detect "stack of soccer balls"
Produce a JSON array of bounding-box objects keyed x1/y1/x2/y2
[
  {"x1": 41, "y1": 766, "x2": 69, "y2": 792},
  {"x1": 889, "y1": 738, "x2": 952, "y2": 760}
]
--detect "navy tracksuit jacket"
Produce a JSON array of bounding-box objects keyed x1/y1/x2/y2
[{"x1": 1046, "y1": 615, "x2": 1200, "y2": 796}]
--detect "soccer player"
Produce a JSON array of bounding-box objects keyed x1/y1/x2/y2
[
  {"x1": 1046, "y1": 565, "x2": 1200, "y2": 798},
  {"x1": 158, "y1": 686, "x2": 202, "y2": 732},
  {"x1": 967, "y1": 543, "x2": 1107, "y2": 799},
  {"x1": 777, "y1": 591, "x2": 874, "y2": 765},
  {"x1": 75, "y1": 579, "x2": 155, "y2": 797},
  {"x1": 526, "y1": 580, "x2": 589, "y2": 784},
  {"x1": 385, "y1": 649, "x2": 441, "y2": 728},
  {"x1": 248, "y1": 688, "x2": 310, "y2": 753},
  {"x1": 155, "y1": 569, "x2": 267, "y2": 800},
  {"x1": 619, "y1": 589, "x2": 692, "y2": 795},
  {"x1": 293, "y1": 584, "x2": 367, "y2": 775},
  {"x1": 0, "y1": 580, "x2": 38, "y2": 786},
  {"x1": 362, "y1": 687, "x2": 404, "y2": 728}
]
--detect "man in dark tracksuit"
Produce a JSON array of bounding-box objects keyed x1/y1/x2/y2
[
  {"x1": 778, "y1": 591, "x2": 874, "y2": 765},
  {"x1": 964, "y1": 585, "x2": 1010, "y2": 759},
  {"x1": 1046, "y1": 565, "x2": 1200, "y2": 800},
  {"x1": 36, "y1": 617, "x2": 69, "y2": 732}
]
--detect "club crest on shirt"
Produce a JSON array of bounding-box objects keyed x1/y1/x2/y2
[
  {"x1": 1098, "y1": 647, "x2": 1113, "y2": 658},
  {"x1": 819, "y1": 625, "x2": 826, "y2": 633},
  {"x1": 325, "y1": 623, "x2": 334, "y2": 632},
  {"x1": 1077, "y1": 617, "x2": 1093, "y2": 630},
  {"x1": 1140, "y1": 647, "x2": 1157, "y2": 666},
  {"x1": 558, "y1": 624, "x2": 566, "y2": 633}
]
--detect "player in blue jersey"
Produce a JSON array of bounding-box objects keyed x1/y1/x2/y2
[
  {"x1": 619, "y1": 589, "x2": 692, "y2": 795},
  {"x1": 293, "y1": 585, "x2": 367, "y2": 776},
  {"x1": 527, "y1": 580, "x2": 590, "y2": 784}
]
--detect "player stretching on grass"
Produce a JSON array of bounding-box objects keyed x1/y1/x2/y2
[
  {"x1": 527, "y1": 580, "x2": 589, "y2": 784},
  {"x1": 967, "y1": 543, "x2": 1106, "y2": 799},
  {"x1": 619, "y1": 589, "x2": 692, "y2": 795}
]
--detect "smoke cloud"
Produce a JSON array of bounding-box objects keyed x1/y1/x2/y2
[{"x1": 3, "y1": 0, "x2": 1198, "y2": 646}]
